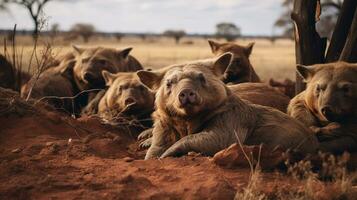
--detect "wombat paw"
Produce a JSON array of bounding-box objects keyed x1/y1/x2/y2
[
  {"x1": 310, "y1": 126, "x2": 322, "y2": 134},
  {"x1": 160, "y1": 145, "x2": 184, "y2": 158},
  {"x1": 139, "y1": 138, "x2": 152, "y2": 149},
  {"x1": 137, "y1": 128, "x2": 153, "y2": 140}
]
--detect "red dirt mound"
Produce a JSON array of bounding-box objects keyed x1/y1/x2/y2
[{"x1": 0, "y1": 88, "x2": 356, "y2": 199}]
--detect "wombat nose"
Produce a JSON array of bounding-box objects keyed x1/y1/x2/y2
[
  {"x1": 125, "y1": 97, "x2": 136, "y2": 105},
  {"x1": 179, "y1": 89, "x2": 197, "y2": 105},
  {"x1": 321, "y1": 106, "x2": 333, "y2": 119}
]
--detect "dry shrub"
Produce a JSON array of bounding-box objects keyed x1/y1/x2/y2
[
  {"x1": 94, "y1": 104, "x2": 151, "y2": 138},
  {"x1": 234, "y1": 131, "x2": 267, "y2": 200},
  {"x1": 232, "y1": 128, "x2": 356, "y2": 200},
  {"x1": 2, "y1": 20, "x2": 58, "y2": 96},
  {"x1": 234, "y1": 169, "x2": 266, "y2": 200},
  {"x1": 280, "y1": 152, "x2": 357, "y2": 200},
  {"x1": 0, "y1": 87, "x2": 35, "y2": 116}
]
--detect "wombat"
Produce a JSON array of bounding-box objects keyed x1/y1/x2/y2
[
  {"x1": 94, "y1": 70, "x2": 155, "y2": 128},
  {"x1": 72, "y1": 46, "x2": 143, "y2": 91},
  {"x1": 137, "y1": 53, "x2": 318, "y2": 159},
  {"x1": 288, "y1": 62, "x2": 357, "y2": 153},
  {"x1": 208, "y1": 40, "x2": 260, "y2": 84},
  {"x1": 21, "y1": 58, "x2": 78, "y2": 114}
]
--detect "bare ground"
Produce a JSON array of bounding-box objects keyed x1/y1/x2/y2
[{"x1": 1, "y1": 88, "x2": 357, "y2": 199}]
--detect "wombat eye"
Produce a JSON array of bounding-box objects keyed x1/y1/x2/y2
[
  {"x1": 316, "y1": 84, "x2": 326, "y2": 92},
  {"x1": 97, "y1": 59, "x2": 107, "y2": 65},
  {"x1": 316, "y1": 85, "x2": 321, "y2": 91},
  {"x1": 139, "y1": 85, "x2": 146, "y2": 91},
  {"x1": 166, "y1": 81, "x2": 172, "y2": 88},
  {"x1": 234, "y1": 58, "x2": 241, "y2": 65},
  {"x1": 197, "y1": 73, "x2": 206, "y2": 84},
  {"x1": 341, "y1": 84, "x2": 350, "y2": 94}
]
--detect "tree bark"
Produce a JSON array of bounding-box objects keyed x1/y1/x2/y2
[
  {"x1": 33, "y1": 18, "x2": 39, "y2": 37},
  {"x1": 291, "y1": 0, "x2": 326, "y2": 94},
  {"x1": 340, "y1": 7, "x2": 357, "y2": 63},
  {"x1": 325, "y1": 0, "x2": 357, "y2": 62}
]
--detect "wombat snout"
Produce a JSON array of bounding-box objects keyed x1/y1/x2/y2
[{"x1": 179, "y1": 89, "x2": 197, "y2": 106}]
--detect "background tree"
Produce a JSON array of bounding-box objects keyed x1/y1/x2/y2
[
  {"x1": 69, "y1": 23, "x2": 95, "y2": 43},
  {"x1": 163, "y1": 30, "x2": 186, "y2": 44},
  {"x1": 138, "y1": 33, "x2": 147, "y2": 41},
  {"x1": 49, "y1": 23, "x2": 59, "y2": 40},
  {"x1": 114, "y1": 33, "x2": 124, "y2": 42},
  {"x1": 274, "y1": 0, "x2": 342, "y2": 39},
  {"x1": 215, "y1": 22, "x2": 241, "y2": 42},
  {"x1": 0, "y1": 0, "x2": 53, "y2": 36}
]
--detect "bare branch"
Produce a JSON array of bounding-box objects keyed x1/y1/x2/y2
[{"x1": 1, "y1": 0, "x2": 53, "y2": 36}]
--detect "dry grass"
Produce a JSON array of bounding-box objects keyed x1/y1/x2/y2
[
  {"x1": 2, "y1": 34, "x2": 357, "y2": 200},
  {"x1": 0, "y1": 35, "x2": 296, "y2": 81}
]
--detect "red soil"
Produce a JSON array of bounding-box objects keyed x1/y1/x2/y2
[{"x1": 0, "y1": 93, "x2": 355, "y2": 199}]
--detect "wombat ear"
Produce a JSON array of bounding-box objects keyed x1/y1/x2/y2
[
  {"x1": 119, "y1": 47, "x2": 133, "y2": 59},
  {"x1": 297, "y1": 64, "x2": 316, "y2": 82},
  {"x1": 136, "y1": 70, "x2": 164, "y2": 91},
  {"x1": 60, "y1": 60, "x2": 75, "y2": 77},
  {"x1": 208, "y1": 40, "x2": 221, "y2": 53},
  {"x1": 72, "y1": 45, "x2": 84, "y2": 55},
  {"x1": 102, "y1": 70, "x2": 117, "y2": 86},
  {"x1": 245, "y1": 42, "x2": 255, "y2": 57},
  {"x1": 213, "y1": 52, "x2": 233, "y2": 76}
]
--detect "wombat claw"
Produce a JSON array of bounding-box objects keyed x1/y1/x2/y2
[
  {"x1": 137, "y1": 128, "x2": 153, "y2": 140},
  {"x1": 139, "y1": 138, "x2": 152, "y2": 149}
]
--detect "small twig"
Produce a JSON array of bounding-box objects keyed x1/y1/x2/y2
[
  {"x1": 34, "y1": 89, "x2": 103, "y2": 105},
  {"x1": 234, "y1": 130, "x2": 254, "y2": 176}
]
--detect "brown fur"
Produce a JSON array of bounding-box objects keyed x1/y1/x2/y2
[
  {"x1": 137, "y1": 83, "x2": 291, "y2": 148},
  {"x1": 0, "y1": 54, "x2": 31, "y2": 91},
  {"x1": 137, "y1": 61, "x2": 291, "y2": 147},
  {"x1": 208, "y1": 40, "x2": 260, "y2": 84},
  {"x1": 288, "y1": 62, "x2": 357, "y2": 153},
  {"x1": 47, "y1": 52, "x2": 75, "y2": 69},
  {"x1": 21, "y1": 58, "x2": 78, "y2": 114},
  {"x1": 72, "y1": 46, "x2": 143, "y2": 91},
  {"x1": 229, "y1": 83, "x2": 290, "y2": 113},
  {"x1": 95, "y1": 71, "x2": 155, "y2": 127},
  {"x1": 0, "y1": 54, "x2": 15, "y2": 90},
  {"x1": 137, "y1": 53, "x2": 318, "y2": 159},
  {"x1": 269, "y1": 78, "x2": 296, "y2": 98}
]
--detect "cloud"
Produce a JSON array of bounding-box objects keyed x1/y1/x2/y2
[{"x1": 0, "y1": 0, "x2": 283, "y2": 35}]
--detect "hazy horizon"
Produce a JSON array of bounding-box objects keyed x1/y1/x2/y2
[{"x1": 0, "y1": 0, "x2": 284, "y2": 36}]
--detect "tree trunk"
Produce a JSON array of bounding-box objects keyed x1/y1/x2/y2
[
  {"x1": 340, "y1": 7, "x2": 357, "y2": 62},
  {"x1": 291, "y1": 0, "x2": 326, "y2": 95},
  {"x1": 33, "y1": 18, "x2": 39, "y2": 38},
  {"x1": 325, "y1": 0, "x2": 357, "y2": 62}
]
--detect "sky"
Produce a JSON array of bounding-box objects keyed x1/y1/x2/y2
[{"x1": 0, "y1": 0, "x2": 284, "y2": 36}]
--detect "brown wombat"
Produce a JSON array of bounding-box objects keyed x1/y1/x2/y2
[
  {"x1": 72, "y1": 46, "x2": 143, "y2": 91},
  {"x1": 269, "y1": 78, "x2": 296, "y2": 99},
  {"x1": 0, "y1": 54, "x2": 15, "y2": 90},
  {"x1": 288, "y1": 62, "x2": 357, "y2": 153},
  {"x1": 93, "y1": 70, "x2": 155, "y2": 127},
  {"x1": 137, "y1": 82, "x2": 291, "y2": 149},
  {"x1": 228, "y1": 83, "x2": 290, "y2": 113},
  {"x1": 0, "y1": 54, "x2": 31, "y2": 91},
  {"x1": 137, "y1": 60, "x2": 290, "y2": 148},
  {"x1": 21, "y1": 58, "x2": 78, "y2": 114},
  {"x1": 208, "y1": 40, "x2": 260, "y2": 84},
  {"x1": 138, "y1": 82, "x2": 291, "y2": 149},
  {"x1": 137, "y1": 53, "x2": 318, "y2": 159}
]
